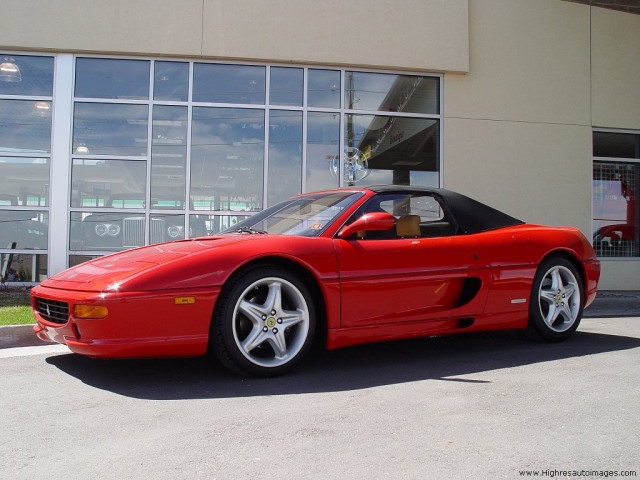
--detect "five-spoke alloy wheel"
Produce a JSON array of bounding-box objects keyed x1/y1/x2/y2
[
  {"x1": 212, "y1": 266, "x2": 316, "y2": 376},
  {"x1": 527, "y1": 256, "x2": 584, "y2": 341}
]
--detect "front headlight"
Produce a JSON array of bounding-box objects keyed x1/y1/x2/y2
[{"x1": 167, "y1": 225, "x2": 184, "y2": 238}]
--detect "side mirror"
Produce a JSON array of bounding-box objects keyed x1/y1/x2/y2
[{"x1": 338, "y1": 212, "x2": 395, "y2": 238}]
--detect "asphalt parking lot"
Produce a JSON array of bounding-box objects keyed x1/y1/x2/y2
[{"x1": 1, "y1": 315, "x2": 638, "y2": 479}]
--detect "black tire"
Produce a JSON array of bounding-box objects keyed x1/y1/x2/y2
[
  {"x1": 211, "y1": 266, "x2": 316, "y2": 377},
  {"x1": 526, "y1": 256, "x2": 584, "y2": 342}
]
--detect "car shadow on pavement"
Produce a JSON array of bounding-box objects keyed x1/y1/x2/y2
[{"x1": 45, "y1": 329, "x2": 640, "y2": 400}]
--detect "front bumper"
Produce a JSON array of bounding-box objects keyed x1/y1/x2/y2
[{"x1": 31, "y1": 285, "x2": 219, "y2": 358}]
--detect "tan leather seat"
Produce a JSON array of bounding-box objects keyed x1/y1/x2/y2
[{"x1": 396, "y1": 215, "x2": 421, "y2": 238}]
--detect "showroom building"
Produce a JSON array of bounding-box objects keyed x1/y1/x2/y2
[{"x1": 0, "y1": 0, "x2": 639, "y2": 290}]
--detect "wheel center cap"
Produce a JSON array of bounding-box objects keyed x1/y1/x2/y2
[
  {"x1": 556, "y1": 294, "x2": 563, "y2": 303},
  {"x1": 267, "y1": 317, "x2": 276, "y2": 328}
]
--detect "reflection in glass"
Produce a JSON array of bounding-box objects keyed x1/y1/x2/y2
[
  {"x1": 71, "y1": 159, "x2": 147, "y2": 208},
  {"x1": 193, "y1": 64, "x2": 265, "y2": 104},
  {"x1": 308, "y1": 69, "x2": 340, "y2": 108},
  {"x1": 306, "y1": 112, "x2": 339, "y2": 192},
  {"x1": 154, "y1": 62, "x2": 189, "y2": 102},
  {"x1": 70, "y1": 211, "x2": 146, "y2": 251},
  {"x1": 345, "y1": 71, "x2": 439, "y2": 114},
  {"x1": 0, "y1": 210, "x2": 48, "y2": 249},
  {"x1": 0, "y1": 55, "x2": 53, "y2": 96},
  {"x1": 192, "y1": 214, "x2": 251, "y2": 236},
  {"x1": 0, "y1": 253, "x2": 48, "y2": 282},
  {"x1": 73, "y1": 103, "x2": 148, "y2": 156},
  {"x1": 0, "y1": 100, "x2": 52, "y2": 153},
  {"x1": 75, "y1": 58, "x2": 150, "y2": 99},
  {"x1": 592, "y1": 162, "x2": 639, "y2": 257},
  {"x1": 270, "y1": 67, "x2": 303, "y2": 106},
  {"x1": 0, "y1": 157, "x2": 49, "y2": 206},
  {"x1": 190, "y1": 107, "x2": 264, "y2": 211},
  {"x1": 151, "y1": 106, "x2": 187, "y2": 209},
  {"x1": 344, "y1": 114, "x2": 439, "y2": 187},
  {"x1": 149, "y1": 214, "x2": 186, "y2": 244},
  {"x1": 268, "y1": 110, "x2": 302, "y2": 206},
  {"x1": 69, "y1": 255, "x2": 99, "y2": 268}
]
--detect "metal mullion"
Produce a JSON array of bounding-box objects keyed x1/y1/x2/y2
[
  {"x1": 439, "y1": 75, "x2": 444, "y2": 188},
  {"x1": 301, "y1": 68, "x2": 308, "y2": 193},
  {"x1": 144, "y1": 61, "x2": 155, "y2": 246},
  {"x1": 0, "y1": 151, "x2": 51, "y2": 159},
  {"x1": 343, "y1": 108, "x2": 440, "y2": 120},
  {"x1": 593, "y1": 156, "x2": 640, "y2": 164},
  {"x1": 184, "y1": 62, "x2": 194, "y2": 237},
  {"x1": 72, "y1": 97, "x2": 150, "y2": 105},
  {"x1": 190, "y1": 101, "x2": 266, "y2": 110},
  {"x1": 263, "y1": 66, "x2": 270, "y2": 209},
  {"x1": 339, "y1": 70, "x2": 345, "y2": 188},
  {"x1": 0, "y1": 94, "x2": 52, "y2": 101}
]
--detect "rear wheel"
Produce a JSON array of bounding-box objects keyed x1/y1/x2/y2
[
  {"x1": 527, "y1": 256, "x2": 584, "y2": 341},
  {"x1": 212, "y1": 266, "x2": 316, "y2": 376}
]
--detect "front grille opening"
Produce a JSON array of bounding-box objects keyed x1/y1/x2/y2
[{"x1": 35, "y1": 298, "x2": 69, "y2": 325}]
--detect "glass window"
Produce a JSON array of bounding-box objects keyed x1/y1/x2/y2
[
  {"x1": 345, "y1": 72, "x2": 439, "y2": 114},
  {"x1": 0, "y1": 55, "x2": 53, "y2": 96},
  {"x1": 0, "y1": 100, "x2": 52, "y2": 153},
  {"x1": 154, "y1": 61, "x2": 189, "y2": 102},
  {"x1": 306, "y1": 112, "x2": 340, "y2": 193},
  {"x1": 594, "y1": 131, "x2": 640, "y2": 159},
  {"x1": 343, "y1": 114, "x2": 439, "y2": 187},
  {"x1": 192, "y1": 214, "x2": 251, "y2": 236},
  {"x1": 151, "y1": 105, "x2": 187, "y2": 209},
  {"x1": 0, "y1": 210, "x2": 48, "y2": 249},
  {"x1": 73, "y1": 103, "x2": 148, "y2": 156},
  {"x1": 308, "y1": 69, "x2": 340, "y2": 108},
  {"x1": 71, "y1": 159, "x2": 147, "y2": 208},
  {"x1": 69, "y1": 255, "x2": 99, "y2": 268},
  {"x1": 75, "y1": 58, "x2": 150, "y2": 100},
  {"x1": 593, "y1": 161, "x2": 639, "y2": 257},
  {"x1": 270, "y1": 67, "x2": 303, "y2": 106},
  {"x1": 70, "y1": 211, "x2": 146, "y2": 251},
  {"x1": 190, "y1": 107, "x2": 264, "y2": 211},
  {"x1": 0, "y1": 157, "x2": 49, "y2": 206},
  {"x1": 344, "y1": 192, "x2": 453, "y2": 239},
  {"x1": 227, "y1": 192, "x2": 361, "y2": 237},
  {"x1": 193, "y1": 64, "x2": 265, "y2": 104},
  {"x1": 150, "y1": 214, "x2": 185, "y2": 244},
  {"x1": 1, "y1": 253, "x2": 48, "y2": 282},
  {"x1": 268, "y1": 110, "x2": 302, "y2": 206}
]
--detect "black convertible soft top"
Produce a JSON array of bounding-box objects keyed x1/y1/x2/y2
[{"x1": 365, "y1": 185, "x2": 525, "y2": 235}]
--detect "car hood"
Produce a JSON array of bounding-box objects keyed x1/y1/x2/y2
[{"x1": 42, "y1": 235, "x2": 259, "y2": 292}]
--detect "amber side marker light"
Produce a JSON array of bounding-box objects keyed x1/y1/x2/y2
[
  {"x1": 175, "y1": 297, "x2": 196, "y2": 305},
  {"x1": 74, "y1": 305, "x2": 109, "y2": 319}
]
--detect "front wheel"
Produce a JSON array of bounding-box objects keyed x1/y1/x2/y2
[
  {"x1": 526, "y1": 256, "x2": 584, "y2": 342},
  {"x1": 211, "y1": 266, "x2": 316, "y2": 376}
]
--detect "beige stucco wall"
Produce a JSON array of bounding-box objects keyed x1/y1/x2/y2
[
  {"x1": 591, "y1": 7, "x2": 640, "y2": 130},
  {"x1": 444, "y1": 0, "x2": 639, "y2": 290},
  {"x1": 0, "y1": 0, "x2": 469, "y2": 73},
  {"x1": 444, "y1": 0, "x2": 592, "y2": 229}
]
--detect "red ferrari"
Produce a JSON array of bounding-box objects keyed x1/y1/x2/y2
[{"x1": 32, "y1": 186, "x2": 600, "y2": 376}]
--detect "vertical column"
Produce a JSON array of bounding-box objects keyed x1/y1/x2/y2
[{"x1": 48, "y1": 54, "x2": 74, "y2": 277}]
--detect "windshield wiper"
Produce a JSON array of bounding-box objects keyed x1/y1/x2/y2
[{"x1": 234, "y1": 226, "x2": 268, "y2": 234}]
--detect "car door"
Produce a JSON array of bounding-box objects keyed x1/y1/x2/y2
[{"x1": 334, "y1": 191, "x2": 491, "y2": 327}]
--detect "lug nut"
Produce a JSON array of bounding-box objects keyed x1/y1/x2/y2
[
  {"x1": 277, "y1": 318, "x2": 282, "y2": 324},
  {"x1": 271, "y1": 310, "x2": 276, "y2": 315},
  {"x1": 263, "y1": 326, "x2": 268, "y2": 332},
  {"x1": 272, "y1": 328, "x2": 278, "y2": 334}
]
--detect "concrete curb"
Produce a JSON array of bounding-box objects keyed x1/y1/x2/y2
[
  {"x1": 0, "y1": 324, "x2": 48, "y2": 349},
  {"x1": 1, "y1": 292, "x2": 638, "y2": 350}
]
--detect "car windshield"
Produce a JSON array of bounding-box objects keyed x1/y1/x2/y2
[{"x1": 221, "y1": 192, "x2": 363, "y2": 237}]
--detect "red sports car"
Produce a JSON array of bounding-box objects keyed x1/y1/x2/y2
[{"x1": 32, "y1": 186, "x2": 600, "y2": 376}]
